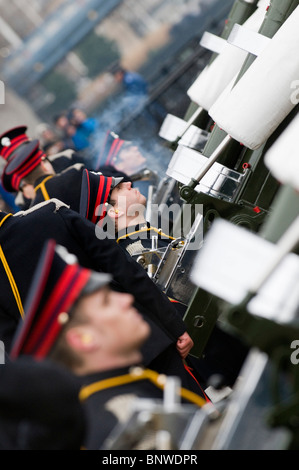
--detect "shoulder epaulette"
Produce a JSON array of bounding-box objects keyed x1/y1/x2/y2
[
  {"x1": 14, "y1": 198, "x2": 70, "y2": 217},
  {"x1": 60, "y1": 163, "x2": 84, "y2": 175},
  {"x1": 48, "y1": 149, "x2": 76, "y2": 161}
]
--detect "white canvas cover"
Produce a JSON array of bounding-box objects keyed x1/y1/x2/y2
[
  {"x1": 190, "y1": 218, "x2": 299, "y2": 323},
  {"x1": 264, "y1": 112, "x2": 299, "y2": 191},
  {"x1": 209, "y1": 6, "x2": 299, "y2": 150},
  {"x1": 187, "y1": 0, "x2": 269, "y2": 110}
]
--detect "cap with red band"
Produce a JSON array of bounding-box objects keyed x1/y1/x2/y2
[
  {"x1": 79, "y1": 169, "x2": 123, "y2": 225},
  {"x1": 96, "y1": 130, "x2": 125, "y2": 168},
  {"x1": 10, "y1": 240, "x2": 111, "y2": 360},
  {"x1": 1, "y1": 140, "x2": 45, "y2": 192},
  {"x1": 0, "y1": 126, "x2": 30, "y2": 162}
]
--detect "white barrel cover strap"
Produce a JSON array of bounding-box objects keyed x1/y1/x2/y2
[
  {"x1": 187, "y1": 0, "x2": 269, "y2": 111},
  {"x1": 209, "y1": 6, "x2": 299, "y2": 150},
  {"x1": 264, "y1": 112, "x2": 299, "y2": 191}
]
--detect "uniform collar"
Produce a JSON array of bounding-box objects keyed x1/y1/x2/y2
[
  {"x1": 33, "y1": 174, "x2": 52, "y2": 188},
  {"x1": 79, "y1": 365, "x2": 142, "y2": 386},
  {"x1": 116, "y1": 222, "x2": 150, "y2": 240}
]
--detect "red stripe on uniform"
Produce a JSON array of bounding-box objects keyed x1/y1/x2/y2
[
  {"x1": 10, "y1": 150, "x2": 45, "y2": 190},
  {"x1": 25, "y1": 265, "x2": 91, "y2": 358}
]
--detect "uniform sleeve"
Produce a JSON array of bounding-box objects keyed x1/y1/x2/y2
[
  {"x1": 0, "y1": 305, "x2": 19, "y2": 353},
  {"x1": 0, "y1": 358, "x2": 85, "y2": 449},
  {"x1": 58, "y1": 208, "x2": 186, "y2": 341}
]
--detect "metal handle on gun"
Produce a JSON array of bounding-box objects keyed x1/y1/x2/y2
[
  {"x1": 190, "y1": 134, "x2": 232, "y2": 187},
  {"x1": 153, "y1": 212, "x2": 203, "y2": 289},
  {"x1": 177, "y1": 106, "x2": 204, "y2": 141}
]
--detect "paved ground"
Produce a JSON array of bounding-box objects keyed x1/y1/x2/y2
[{"x1": 0, "y1": 86, "x2": 41, "y2": 136}]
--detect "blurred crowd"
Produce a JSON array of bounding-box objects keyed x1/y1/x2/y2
[{"x1": 36, "y1": 107, "x2": 102, "y2": 170}]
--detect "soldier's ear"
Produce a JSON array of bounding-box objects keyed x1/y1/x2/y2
[
  {"x1": 22, "y1": 183, "x2": 36, "y2": 200},
  {"x1": 40, "y1": 158, "x2": 54, "y2": 174},
  {"x1": 65, "y1": 327, "x2": 97, "y2": 352},
  {"x1": 107, "y1": 207, "x2": 124, "y2": 219}
]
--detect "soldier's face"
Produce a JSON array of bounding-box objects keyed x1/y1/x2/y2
[
  {"x1": 110, "y1": 181, "x2": 146, "y2": 215},
  {"x1": 77, "y1": 287, "x2": 150, "y2": 353},
  {"x1": 117, "y1": 145, "x2": 146, "y2": 169}
]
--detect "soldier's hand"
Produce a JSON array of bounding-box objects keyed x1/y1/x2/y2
[{"x1": 176, "y1": 331, "x2": 194, "y2": 359}]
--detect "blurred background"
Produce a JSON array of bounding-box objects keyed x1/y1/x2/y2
[{"x1": 0, "y1": 0, "x2": 233, "y2": 165}]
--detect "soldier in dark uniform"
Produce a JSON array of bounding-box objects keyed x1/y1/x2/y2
[
  {"x1": 79, "y1": 171, "x2": 249, "y2": 389},
  {"x1": 0, "y1": 126, "x2": 31, "y2": 210},
  {"x1": 1, "y1": 139, "x2": 86, "y2": 212},
  {"x1": 1, "y1": 130, "x2": 131, "y2": 215},
  {"x1": 0, "y1": 126, "x2": 86, "y2": 211},
  {"x1": 0, "y1": 126, "x2": 81, "y2": 174},
  {"x1": 95, "y1": 130, "x2": 158, "y2": 198},
  {"x1": 79, "y1": 169, "x2": 166, "y2": 248},
  {"x1": 0, "y1": 357, "x2": 85, "y2": 450},
  {"x1": 108, "y1": 178, "x2": 173, "y2": 252},
  {"x1": 95, "y1": 130, "x2": 146, "y2": 171},
  {"x1": 0, "y1": 199, "x2": 207, "y2": 398},
  {"x1": 11, "y1": 241, "x2": 209, "y2": 450}
]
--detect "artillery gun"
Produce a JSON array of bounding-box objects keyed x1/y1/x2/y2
[
  {"x1": 189, "y1": 110, "x2": 299, "y2": 449},
  {"x1": 103, "y1": 8, "x2": 299, "y2": 446},
  {"x1": 98, "y1": 0, "x2": 299, "y2": 450},
  {"x1": 153, "y1": 0, "x2": 299, "y2": 361}
]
